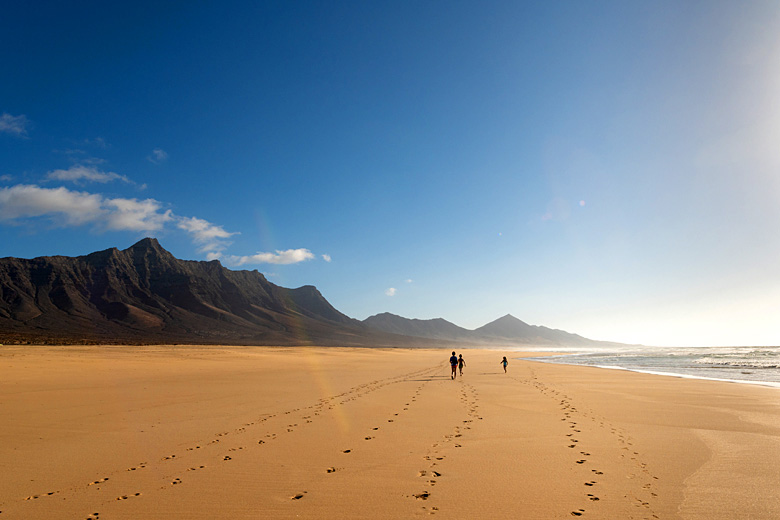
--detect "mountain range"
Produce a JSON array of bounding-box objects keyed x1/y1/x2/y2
[{"x1": 0, "y1": 238, "x2": 612, "y2": 347}]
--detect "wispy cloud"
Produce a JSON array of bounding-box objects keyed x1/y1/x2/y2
[
  {"x1": 84, "y1": 137, "x2": 109, "y2": 148},
  {"x1": 104, "y1": 197, "x2": 173, "y2": 232},
  {"x1": 46, "y1": 164, "x2": 132, "y2": 184},
  {"x1": 322, "y1": 254, "x2": 332, "y2": 262},
  {"x1": 176, "y1": 216, "x2": 237, "y2": 256},
  {"x1": 2, "y1": 159, "x2": 318, "y2": 264},
  {"x1": 0, "y1": 113, "x2": 30, "y2": 137},
  {"x1": 147, "y1": 148, "x2": 168, "y2": 164},
  {"x1": 0, "y1": 185, "x2": 200, "y2": 236},
  {"x1": 0, "y1": 175, "x2": 12, "y2": 182},
  {"x1": 385, "y1": 287, "x2": 397, "y2": 296},
  {"x1": 0, "y1": 185, "x2": 105, "y2": 226},
  {"x1": 223, "y1": 248, "x2": 315, "y2": 266}
]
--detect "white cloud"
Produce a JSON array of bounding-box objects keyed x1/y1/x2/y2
[
  {"x1": 405, "y1": 279, "x2": 413, "y2": 283},
  {"x1": 224, "y1": 248, "x2": 315, "y2": 266},
  {"x1": 322, "y1": 254, "x2": 332, "y2": 262},
  {"x1": 0, "y1": 185, "x2": 170, "y2": 233},
  {"x1": 385, "y1": 287, "x2": 397, "y2": 296},
  {"x1": 0, "y1": 184, "x2": 320, "y2": 266},
  {"x1": 0, "y1": 184, "x2": 108, "y2": 226},
  {"x1": 175, "y1": 216, "x2": 238, "y2": 256},
  {"x1": 104, "y1": 198, "x2": 173, "y2": 231},
  {"x1": 0, "y1": 175, "x2": 12, "y2": 182},
  {"x1": 46, "y1": 164, "x2": 131, "y2": 184},
  {"x1": 147, "y1": 148, "x2": 168, "y2": 164},
  {"x1": 0, "y1": 113, "x2": 29, "y2": 137}
]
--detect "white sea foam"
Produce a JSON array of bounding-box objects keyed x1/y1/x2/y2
[{"x1": 523, "y1": 345, "x2": 780, "y2": 387}]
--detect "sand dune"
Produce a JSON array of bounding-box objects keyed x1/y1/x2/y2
[{"x1": 1, "y1": 346, "x2": 779, "y2": 519}]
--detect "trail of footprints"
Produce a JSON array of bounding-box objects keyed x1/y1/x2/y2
[
  {"x1": 521, "y1": 371, "x2": 660, "y2": 519},
  {"x1": 413, "y1": 380, "x2": 481, "y2": 515},
  {"x1": 9, "y1": 365, "x2": 443, "y2": 517}
]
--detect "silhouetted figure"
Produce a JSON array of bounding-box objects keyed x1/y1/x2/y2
[
  {"x1": 450, "y1": 351, "x2": 458, "y2": 379},
  {"x1": 500, "y1": 356, "x2": 508, "y2": 373},
  {"x1": 458, "y1": 354, "x2": 466, "y2": 376}
]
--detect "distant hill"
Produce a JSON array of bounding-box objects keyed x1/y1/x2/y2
[
  {"x1": 474, "y1": 314, "x2": 595, "y2": 346},
  {"x1": 363, "y1": 313, "x2": 473, "y2": 341},
  {"x1": 363, "y1": 312, "x2": 603, "y2": 347}
]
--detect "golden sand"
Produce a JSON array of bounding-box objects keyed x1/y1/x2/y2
[{"x1": 1, "y1": 345, "x2": 778, "y2": 519}]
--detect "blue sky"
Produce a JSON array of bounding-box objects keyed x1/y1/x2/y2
[{"x1": 2, "y1": 1, "x2": 780, "y2": 347}]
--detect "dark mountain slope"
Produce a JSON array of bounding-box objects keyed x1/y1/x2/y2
[{"x1": 0, "y1": 238, "x2": 368, "y2": 345}]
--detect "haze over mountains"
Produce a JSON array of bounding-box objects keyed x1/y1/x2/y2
[
  {"x1": 0, "y1": 239, "x2": 612, "y2": 347},
  {"x1": 363, "y1": 312, "x2": 597, "y2": 346}
]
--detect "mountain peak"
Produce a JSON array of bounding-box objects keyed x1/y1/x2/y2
[
  {"x1": 127, "y1": 237, "x2": 163, "y2": 251},
  {"x1": 489, "y1": 314, "x2": 529, "y2": 326},
  {"x1": 474, "y1": 314, "x2": 532, "y2": 337},
  {"x1": 123, "y1": 237, "x2": 176, "y2": 260}
]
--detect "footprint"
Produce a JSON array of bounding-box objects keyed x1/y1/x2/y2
[
  {"x1": 171, "y1": 478, "x2": 182, "y2": 485},
  {"x1": 571, "y1": 509, "x2": 585, "y2": 516},
  {"x1": 576, "y1": 460, "x2": 586, "y2": 464},
  {"x1": 414, "y1": 491, "x2": 430, "y2": 500},
  {"x1": 88, "y1": 478, "x2": 109, "y2": 485},
  {"x1": 585, "y1": 481, "x2": 596, "y2": 486},
  {"x1": 588, "y1": 494, "x2": 600, "y2": 501},
  {"x1": 291, "y1": 493, "x2": 306, "y2": 500},
  {"x1": 326, "y1": 467, "x2": 337, "y2": 473},
  {"x1": 342, "y1": 449, "x2": 352, "y2": 453},
  {"x1": 223, "y1": 456, "x2": 232, "y2": 461},
  {"x1": 116, "y1": 493, "x2": 141, "y2": 500}
]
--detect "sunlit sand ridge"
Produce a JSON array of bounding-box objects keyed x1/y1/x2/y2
[{"x1": 1, "y1": 346, "x2": 779, "y2": 519}]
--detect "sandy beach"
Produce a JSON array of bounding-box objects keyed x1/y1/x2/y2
[{"x1": 1, "y1": 346, "x2": 779, "y2": 519}]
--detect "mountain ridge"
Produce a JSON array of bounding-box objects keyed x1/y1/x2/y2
[
  {"x1": 0, "y1": 239, "x2": 614, "y2": 347},
  {"x1": 362, "y1": 312, "x2": 605, "y2": 347},
  {"x1": 0, "y1": 238, "x2": 369, "y2": 345}
]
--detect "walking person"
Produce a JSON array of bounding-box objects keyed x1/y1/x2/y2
[
  {"x1": 450, "y1": 351, "x2": 458, "y2": 379},
  {"x1": 500, "y1": 356, "x2": 508, "y2": 373},
  {"x1": 458, "y1": 354, "x2": 466, "y2": 376}
]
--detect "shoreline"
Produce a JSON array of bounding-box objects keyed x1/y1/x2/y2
[
  {"x1": 522, "y1": 346, "x2": 780, "y2": 389},
  {"x1": 525, "y1": 357, "x2": 780, "y2": 389},
  {"x1": 2, "y1": 345, "x2": 779, "y2": 519}
]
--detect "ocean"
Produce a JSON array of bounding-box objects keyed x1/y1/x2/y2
[{"x1": 522, "y1": 345, "x2": 780, "y2": 388}]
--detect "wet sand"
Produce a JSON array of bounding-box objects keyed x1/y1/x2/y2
[{"x1": 1, "y1": 345, "x2": 779, "y2": 519}]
